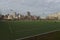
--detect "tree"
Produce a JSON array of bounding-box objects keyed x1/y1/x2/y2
[
  {"x1": 37, "y1": 16, "x2": 40, "y2": 20},
  {"x1": 0, "y1": 12, "x2": 2, "y2": 20},
  {"x1": 27, "y1": 11, "x2": 31, "y2": 16}
]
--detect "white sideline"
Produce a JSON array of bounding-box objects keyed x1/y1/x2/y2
[{"x1": 16, "y1": 30, "x2": 60, "y2": 40}]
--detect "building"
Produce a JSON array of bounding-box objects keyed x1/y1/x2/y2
[
  {"x1": 0, "y1": 11, "x2": 41, "y2": 20},
  {"x1": 46, "y1": 12, "x2": 60, "y2": 20},
  {"x1": 8, "y1": 15, "x2": 13, "y2": 20},
  {"x1": 4, "y1": 14, "x2": 8, "y2": 19},
  {"x1": 9, "y1": 11, "x2": 17, "y2": 17}
]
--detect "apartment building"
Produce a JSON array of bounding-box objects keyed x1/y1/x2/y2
[{"x1": 46, "y1": 12, "x2": 60, "y2": 20}]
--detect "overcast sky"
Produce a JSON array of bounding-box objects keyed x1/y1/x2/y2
[{"x1": 0, "y1": 0, "x2": 60, "y2": 17}]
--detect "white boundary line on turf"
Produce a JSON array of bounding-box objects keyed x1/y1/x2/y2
[{"x1": 16, "y1": 30, "x2": 60, "y2": 40}]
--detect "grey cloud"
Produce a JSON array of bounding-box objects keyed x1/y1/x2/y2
[{"x1": 0, "y1": 0, "x2": 60, "y2": 16}]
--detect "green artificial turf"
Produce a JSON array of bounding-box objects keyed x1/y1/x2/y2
[{"x1": 0, "y1": 20, "x2": 60, "y2": 40}]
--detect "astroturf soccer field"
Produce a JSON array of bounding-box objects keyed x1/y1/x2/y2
[{"x1": 0, "y1": 20, "x2": 60, "y2": 40}]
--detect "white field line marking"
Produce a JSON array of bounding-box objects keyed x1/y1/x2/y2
[{"x1": 16, "y1": 30, "x2": 60, "y2": 40}]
